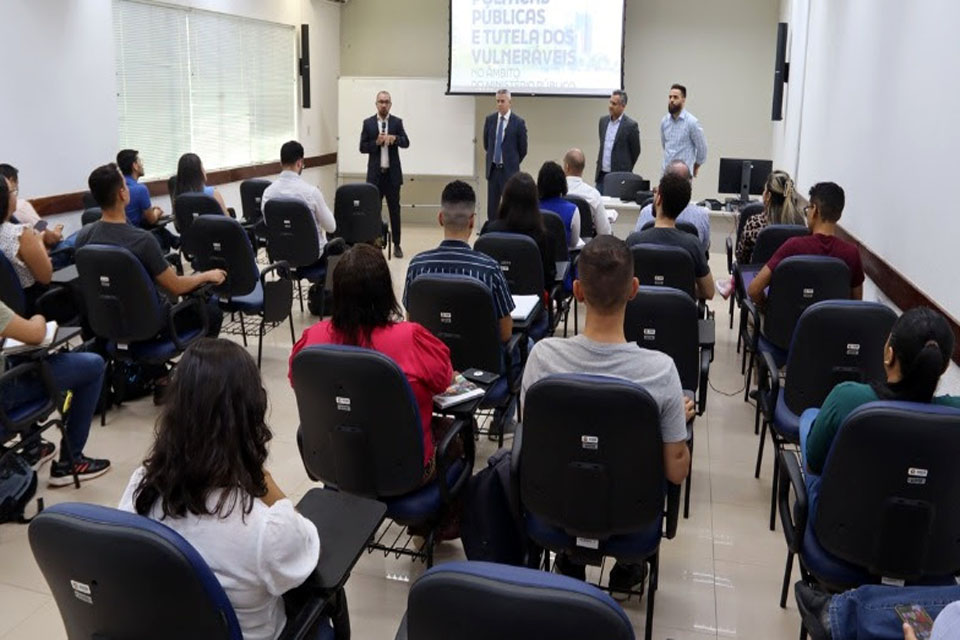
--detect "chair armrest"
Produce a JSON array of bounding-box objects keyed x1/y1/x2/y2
[
  {"x1": 725, "y1": 236, "x2": 733, "y2": 274},
  {"x1": 758, "y1": 349, "x2": 781, "y2": 423},
  {"x1": 741, "y1": 297, "x2": 761, "y2": 351},
  {"x1": 435, "y1": 417, "x2": 474, "y2": 506},
  {"x1": 48, "y1": 245, "x2": 75, "y2": 263},
  {"x1": 664, "y1": 482, "x2": 681, "y2": 539},
  {"x1": 166, "y1": 295, "x2": 208, "y2": 351},
  {"x1": 35, "y1": 285, "x2": 80, "y2": 326},
  {"x1": 697, "y1": 346, "x2": 711, "y2": 416},
  {"x1": 276, "y1": 591, "x2": 329, "y2": 640},
  {"x1": 321, "y1": 237, "x2": 346, "y2": 259},
  {"x1": 509, "y1": 420, "x2": 524, "y2": 523},
  {"x1": 260, "y1": 260, "x2": 292, "y2": 283},
  {"x1": 777, "y1": 449, "x2": 808, "y2": 554},
  {"x1": 698, "y1": 318, "x2": 715, "y2": 349},
  {"x1": 503, "y1": 333, "x2": 524, "y2": 391}
]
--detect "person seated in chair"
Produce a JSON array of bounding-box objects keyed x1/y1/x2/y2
[
  {"x1": 520, "y1": 235, "x2": 694, "y2": 595},
  {"x1": 748, "y1": 181, "x2": 863, "y2": 305},
  {"x1": 290, "y1": 244, "x2": 456, "y2": 483},
  {"x1": 116, "y1": 149, "x2": 180, "y2": 251},
  {"x1": 626, "y1": 171, "x2": 716, "y2": 300},
  {"x1": 77, "y1": 163, "x2": 225, "y2": 338},
  {"x1": 0, "y1": 300, "x2": 110, "y2": 486},
  {"x1": 404, "y1": 180, "x2": 516, "y2": 344},
  {"x1": 120, "y1": 339, "x2": 322, "y2": 640},
  {"x1": 0, "y1": 163, "x2": 76, "y2": 269},
  {"x1": 632, "y1": 160, "x2": 710, "y2": 254},
  {"x1": 735, "y1": 169, "x2": 806, "y2": 265},
  {"x1": 173, "y1": 152, "x2": 229, "y2": 215},
  {"x1": 537, "y1": 160, "x2": 580, "y2": 249},
  {"x1": 0, "y1": 176, "x2": 54, "y2": 312},
  {"x1": 563, "y1": 148, "x2": 612, "y2": 236}
]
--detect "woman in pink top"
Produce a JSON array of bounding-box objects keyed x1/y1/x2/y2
[{"x1": 290, "y1": 244, "x2": 454, "y2": 475}]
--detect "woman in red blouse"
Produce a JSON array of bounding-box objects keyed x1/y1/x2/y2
[{"x1": 289, "y1": 244, "x2": 454, "y2": 477}]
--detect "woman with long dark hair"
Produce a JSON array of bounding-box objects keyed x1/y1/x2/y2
[
  {"x1": 537, "y1": 160, "x2": 580, "y2": 248},
  {"x1": 804, "y1": 306, "x2": 960, "y2": 474},
  {"x1": 120, "y1": 339, "x2": 320, "y2": 640},
  {"x1": 174, "y1": 152, "x2": 229, "y2": 214},
  {"x1": 289, "y1": 244, "x2": 454, "y2": 476}
]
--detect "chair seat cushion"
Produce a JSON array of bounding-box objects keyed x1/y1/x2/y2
[
  {"x1": 6, "y1": 399, "x2": 53, "y2": 428},
  {"x1": 525, "y1": 511, "x2": 663, "y2": 563},
  {"x1": 772, "y1": 391, "x2": 802, "y2": 443},
  {"x1": 384, "y1": 459, "x2": 465, "y2": 525},
  {"x1": 112, "y1": 327, "x2": 206, "y2": 362},
  {"x1": 222, "y1": 281, "x2": 263, "y2": 314},
  {"x1": 294, "y1": 264, "x2": 326, "y2": 283}
]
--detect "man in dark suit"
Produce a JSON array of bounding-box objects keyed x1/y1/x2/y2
[
  {"x1": 360, "y1": 91, "x2": 409, "y2": 257},
  {"x1": 595, "y1": 89, "x2": 641, "y2": 195},
  {"x1": 483, "y1": 89, "x2": 528, "y2": 221}
]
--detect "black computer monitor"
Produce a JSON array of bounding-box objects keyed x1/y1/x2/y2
[{"x1": 718, "y1": 158, "x2": 773, "y2": 202}]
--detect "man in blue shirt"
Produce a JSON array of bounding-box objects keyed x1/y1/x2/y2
[
  {"x1": 116, "y1": 149, "x2": 179, "y2": 250},
  {"x1": 660, "y1": 84, "x2": 708, "y2": 177}
]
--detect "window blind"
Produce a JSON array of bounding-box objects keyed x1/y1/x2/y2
[{"x1": 113, "y1": 0, "x2": 297, "y2": 180}]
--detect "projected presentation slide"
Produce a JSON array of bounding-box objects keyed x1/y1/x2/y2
[{"x1": 449, "y1": 0, "x2": 625, "y2": 96}]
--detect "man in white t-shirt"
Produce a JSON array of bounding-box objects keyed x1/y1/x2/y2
[
  {"x1": 562, "y1": 148, "x2": 612, "y2": 236},
  {"x1": 521, "y1": 234, "x2": 692, "y2": 596}
]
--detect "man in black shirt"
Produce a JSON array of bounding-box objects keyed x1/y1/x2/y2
[
  {"x1": 625, "y1": 171, "x2": 715, "y2": 300},
  {"x1": 78, "y1": 163, "x2": 226, "y2": 336}
]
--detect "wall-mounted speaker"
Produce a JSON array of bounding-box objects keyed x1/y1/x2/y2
[
  {"x1": 772, "y1": 22, "x2": 789, "y2": 121},
  {"x1": 300, "y1": 24, "x2": 311, "y2": 109}
]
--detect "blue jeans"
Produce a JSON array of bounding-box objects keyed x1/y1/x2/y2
[
  {"x1": 1, "y1": 351, "x2": 105, "y2": 461},
  {"x1": 828, "y1": 584, "x2": 960, "y2": 639},
  {"x1": 49, "y1": 231, "x2": 79, "y2": 270},
  {"x1": 798, "y1": 408, "x2": 823, "y2": 524}
]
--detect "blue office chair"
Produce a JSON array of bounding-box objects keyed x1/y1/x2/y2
[
  {"x1": 0, "y1": 252, "x2": 78, "y2": 324},
  {"x1": 292, "y1": 344, "x2": 474, "y2": 568},
  {"x1": 29, "y1": 502, "x2": 333, "y2": 640},
  {"x1": 475, "y1": 231, "x2": 551, "y2": 342},
  {"x1": 755, "y1": 301, "x2": 896, "y2": 536},
  {"x1": 778, "y1": 402, "x2": 960, "y2": 615},
  {"x1": 395, "y1": 561, "x2": 634, "y2": 640},
  {"x1": 629, "y1": 243, "x2": 697, "y2": 300},
  {"x1": 516, "y1": 374, "x2": 681, "y2": 640},
  {"x1": 186, "y1": 216, "x2": 294, "y2": 368}
]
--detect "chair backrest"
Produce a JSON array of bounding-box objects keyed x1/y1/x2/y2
[
  {"x1": 603, "y1": 172, "x2": 647, "y2": 200},
  {"x1": 262, "y1": 197, "x2": 321, "y2": 268},
  {"x1": 404, "y1": 561, "x2": 634, "y2": 640},
  {"x1": 520, "y1": 374, "x2": 665, "y2": 538},
  {"x1": 291, "y1": 344, "x2": 425, "y2": 498},
  {"x1": 749, "y1": 224, "x2": 808, "y2": 265},
  {"x1": 735, "y1": 202, "x2": 764, "y2": 247},
  {"x1": 186, "y1": 216, "x2": 259, "y2": 298},
  {"x1": 0, "y1": 252, "x2": 26, "y2": 316},
  {"x1": 783, "y1": 301, "x2": 897, "y2": 415},
  {"x1": 29, "y1": 502, "x2": 242, "y2": 640},
  {"x1": 474, "y1": 232, "x2": 544, "y2": 296},
  {"x1": 639, "y1": 220, "x2": 699, "y2": 241},
  {"x1": 816, "y1": 401, "x2": 960, "y2": 581},
  {"x1": 630, "y1": 243, "x2": 696, "y2": 299},
  {"x1": 82, "y1": 191, "x2": 98, "y2": 210},
  {"x1": 173, "y1": 193, "x2": 223, "y2": 238},
  {"x1": 406, "y1": 274, "x2": 502, "y2": 374},
  {"x1": 763, "y1": 256, "x2": 851, "y2": 350},
  {"x1": 540, "y1": 210, "x2": 569, "y2": 261},
  {"x1": 564, "y1": 196, "x2": 594, "y2": 238},
  {"x1": 334, "y1": 183, "x2": 382, "y2": 244},
  {"x1": 75, "y1": 244, "x2": 167, "y2": 342},
  {"x1": 624, "y1": 286, "x2": 700, "y2": 393},
  {"x1": 239, "y1": 179, "x2": 271, "y2": 224},
  {"x1": 81, "y1": 207, "x2": 103, "y2": 226}
]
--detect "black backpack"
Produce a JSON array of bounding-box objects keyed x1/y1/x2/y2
[
  {"x1": 0, "y1": 455, "x2": 40, "y2": 524},
  {"x1": 460, "y1": 448, "x2": 527, "y2": 566}
]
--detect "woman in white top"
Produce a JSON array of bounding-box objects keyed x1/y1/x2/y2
[
  {"x1": 119, "y1": 339, "x2": 321, "y2": 640},
  {"x1": 0, "y1": 177, "x2": 52, "y2": 310}
]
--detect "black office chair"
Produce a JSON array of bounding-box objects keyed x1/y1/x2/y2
[
  {"x1": 81, "y1": 207, "x2": 103, "y2": 226},
  {"x1": 517, "y1": 374, "x2": 680, "y2": 640},
  {"x1": 755, "y1": 301, "x2": 896, "y2": 536},
  {"x1": 75, "y1": 245, "x2": 208, "y2": 422},
  {"x1": 173, "y1": 193, "x2": 223, "y2": 241},
  {"x1": 624, "y1": 286, "x2": 713, "y2": 519},
  {"x1": 406, "y1": 274, "x2": 524, "y2": 447},
  {"x1": 239, "y1": 178, "x2": 272, "y2": 247},
  {"x1": 564, "y1": 195, "x2": 595, "y2": 239},
  {"x1": 333, "y1": 183, "x2": 391, "y2": 258},
  {"x1": 778, "y1": 402, "x2": 960, "y2": 614},
  {"x1": 541, "y1": 211, "x2": 573, "y2": 334},
  {"x1": 263, "y1": 197, "x2": 337, "y2": 315},
  {"x1": 742, "y1": 256, "x2": 851, "y2": 400},
  {"x1": 292, "y1": 345, "x2": 474, "y2": 568},
  {"x1": 0, "y1": 253, "x2": 77, "y2": 324},
  {"x1": 629, "y1": 243, "x2": 697, "y2": 299},
  {"x1": 603, "y1": 172, "x2": 648, "y2": 200},
  {"x1": 186, "y1": 216, "x2": 294, "y2": 368},
  {"x1": 474, "y1": 231, "x2": 550, "y2": 341},
  {"x1": 395, "y1": 561, "x2": 635, "y2": 640},
  {"x1": 29, "y1": 502, "x2": 334, "y2": 640},
  {"x1": 638, "y1": 220, "x2": 700, "y2": 241}
]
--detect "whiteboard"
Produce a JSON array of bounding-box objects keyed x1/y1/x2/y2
[{"x1": 337, "y1": 76, "x2": 476, "y2": 177}]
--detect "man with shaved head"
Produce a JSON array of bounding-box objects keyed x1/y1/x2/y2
[{"x1": 563, "y1": 148, "x2": 612, "y2": 236}]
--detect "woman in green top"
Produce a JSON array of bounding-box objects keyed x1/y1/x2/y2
[{"x1": 802, "y1": 306, "x2": 960, "y2": 475}]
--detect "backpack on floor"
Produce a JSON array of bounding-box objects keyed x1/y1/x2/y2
[
  {"x1": 460, "y1": 448, "x2": 526, "y2": 566},
  {"x1": 0, "y1": 455, "x2": 39, "y2": 524}
]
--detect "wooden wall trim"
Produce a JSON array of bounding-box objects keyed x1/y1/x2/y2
[
  {"x1": 29, "y1": 153, "x2": 337, "y2": 217},
  {"x1": 836, "y1": 226, "x2": 960, "y2": 365}
]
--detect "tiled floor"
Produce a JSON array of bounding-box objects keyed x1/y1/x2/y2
[{"x1": 0, "y1": 215, "x2": 805, "y2": 639}]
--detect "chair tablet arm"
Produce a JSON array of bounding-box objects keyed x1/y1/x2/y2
[
  {"x1": 777, "y1": 449, "x2": 807, "y2": 554},
  {"x1": 277, "y1": 593, "x2": 329, "y2": 640},
  {"x1": 698, "y1": 347, "x2": 712, "y2": 416},
  {"x1": 435, "y1": 417, "x2": 474, "y2": 506},
  {"x1": 758, "y1": 349, "x2": 781, "y2": 423},
  {"x1": 48, "y1": 245, "x2": 75, "y2": 263},
  {"x1": 698, "y1": 318, "x2": 715, "y2": 350},
  {"x1": 725, "y1": 236, "x2": 733, "y2": 274},
  {"x1": 664, "y1": 482, "x2": 681, "y2": 539},
  {"x1": 167, "y1": 295, "x2": 208, "y2": 351}
]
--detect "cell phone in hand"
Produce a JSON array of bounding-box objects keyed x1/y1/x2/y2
[
  {"x1": 33, "y1": 220, "x2": 48, "y2": 232},
  {"x1": 896, "y1": 604, "x2": 935, "y2": 640}
]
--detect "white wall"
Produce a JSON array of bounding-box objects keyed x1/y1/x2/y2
[{"x1": 0, "y1": 0, "x2": 340, "y2": 199}]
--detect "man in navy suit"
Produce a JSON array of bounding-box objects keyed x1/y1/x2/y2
[
  {"x1": 360, "y1": 91, "x2": 409, "y2": 257},
  {"x1": 483, "y1": 89, "x2": 528, "y2": 221}
]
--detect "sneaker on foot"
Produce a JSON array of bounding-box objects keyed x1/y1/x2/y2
[
  {"x1": 394, "y1": 245, "x2": 404, "y2": 258},
  {"x1": 608, "y1": 561, "x2": 647, "y2": 601},
  {"x1": 49, "y1": 455, "x2": 111, "y2": 487},
  {"x1": 21, "y1": 439, "x2": 56, "y2": 468}
]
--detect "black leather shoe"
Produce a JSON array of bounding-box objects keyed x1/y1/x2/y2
[{"x1": 394, "y1": 246, "x2": 403, "y2": 258}]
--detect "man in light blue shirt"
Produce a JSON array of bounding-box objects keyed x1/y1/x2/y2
[
  {"x1": 633, "y1": 160, "x2": 710, "y2": 252},
  {"x1": 660, "y1": 84, "x2": 707, "y2": 177}
]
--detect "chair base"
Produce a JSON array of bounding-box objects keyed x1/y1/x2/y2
[{"x1": 366, "y1": 518, "x2": 437, "y2": 568}]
